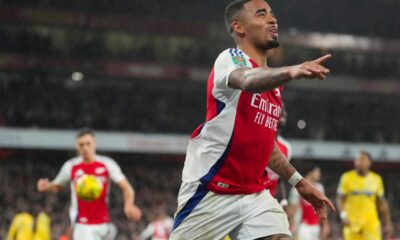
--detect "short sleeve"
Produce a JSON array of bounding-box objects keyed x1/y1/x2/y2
[
  {"x1": 337, "y1": 174, "x2": 349, "y2": 196},
  {"x1": 376, "y1": 175, "x2": 384, "y2": 198},
  {"x1": 105, "y1": 158, "x2": 126, "y2": 183},
  {"x1": 288, "y1": 187, "x2": 300, "y2": 205},
  {"x1": 213, "y1": 49, "x2": 250, "y2": 91},
  {"x1": 52, "y1": 161, "x2": 72, "y2": 186}
]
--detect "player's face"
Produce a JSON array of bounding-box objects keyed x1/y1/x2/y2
[
  {"x1": 312, "y1": 167, "x2": 321, "y2": 181},
  {"x1": 240, "y1": 0, "x2": 279, "y2": 51},
  {"x1": 354, "y1": 153, "x2": 372, "y2": 173},
  {"x1": 76, "y1": 134, "x2": 96, "y2": 160}
]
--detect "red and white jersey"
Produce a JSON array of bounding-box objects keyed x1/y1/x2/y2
[
  {"x1": 139, "y1": 216, "x2": 174, "y2": 240},
  {"x1": 53, "y1": 155, "x2": 126, "y2": 225},
  {"x1": 289, "y1": 182, "x2": 324, "y2": 225},
  {"x1": 182, "y1": 48, "x2": 283, "y2": 194},
  {"x1": 266, "y1": 135, "x2": 292, "y2": 196}
]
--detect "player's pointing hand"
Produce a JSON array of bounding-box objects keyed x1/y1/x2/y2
[
  {"x1": 295, "y1": 178, "x2": 336, "y2": 219},
  {"x1": 288, "y1": 54, "x2": 332, "y2": 80}
]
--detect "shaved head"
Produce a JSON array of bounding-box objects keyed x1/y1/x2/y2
[{"x1": 225, "y1": 0, "x2": 252, "y2": 33}]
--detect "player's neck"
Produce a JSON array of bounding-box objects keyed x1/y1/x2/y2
[
  {"x1": 356, "y1": 169, "x2": 369, "y2": 176},
  {"x1": 237, "y1": 43, "x2": 268, "y2": 67},
  {"x1": 82, "y1": 154, "x2": 95, "y2": 163}
]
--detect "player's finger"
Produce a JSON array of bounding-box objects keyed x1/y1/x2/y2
[
  {"x1": 323, "y1": 198, "x2": 336, "y2": 212},
  {"x1": 300, "y1": 69, "x2": 313, "y2": 78},
  {"x1": 314, "y1": 54, "x2": 332, "y2": 64},
  {"x1": 317, "y1": 73, "x2": 326, "y2": 80},
  {"x1": 305, "y1": 65, "x2": 329, "y2": 74},
  {"x1": 308, "y1": 67, "x2": 330, "y2": 79},
  {"x1": 303, "y1": 69, "x2": 325, "y2": 80},
  {"x1": 314, "y1": 65, "x2": 330, "y2": 74}
]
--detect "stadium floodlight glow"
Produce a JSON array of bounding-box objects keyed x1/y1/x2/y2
[
  {"x1": 297, "y1": 119, "x2": 307, "y2": 130},
  {"x1": 72, "y1": 72, "x2": 84, "y2": 81}
]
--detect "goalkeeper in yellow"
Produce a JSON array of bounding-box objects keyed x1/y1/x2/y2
[
  {"x1": 336, "y1": 150, "x2": 393, "y2": 240},
  {"x1": 6, "y1": 204, "x2": 51, "y2": 240}
]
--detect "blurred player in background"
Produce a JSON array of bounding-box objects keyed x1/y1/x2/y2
[
  {"x1": 37, "y1": 128, "x2": 142, "y2": 240},
  {"x1": 139, "y1": 203, "x2": 173, "y2": 240},
  {"x1": 33, "y1": 206, "x2": 52, "y2": 240},
  {"x1": 287, "y1": 165, "x2": 330, "y2": 240},
  {"x1": 337, "y1": 150, "x2": 393, "y2": 240},
  {"x1": 170, "y1": 0, "x2": 335, "y2": 239},
  {"x1": 6, "y1": 201, "x2": 51, "y2": 240},
  {"x1": 6, "y1": 201, "x2": 34, "y2": 240},
  {"x1": 266, "y1": 104, "x2": 292, "y2": 202}
]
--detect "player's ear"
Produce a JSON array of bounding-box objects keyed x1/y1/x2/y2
[{"x1": 231, "y1": 20, "x2": 245, "y2": 36}]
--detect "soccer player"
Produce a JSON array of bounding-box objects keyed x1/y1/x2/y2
[
  {"x1": 170, "y1": 0, "x2": 335, "y2": 239},
  {"x1": 33, "y1": 209, "x2": 51, "y2": 240},
  {"x1": 6, "y1": 203, "x2": 34, "y2": 240},
  {"x1": 337, "y1": 150, "x2": 394, "y2": 240},
  {"x1": 287, "y1": 165, "x2": 330, "y2": 240},
  {"x1": 37, "y1": 128, "x2": 142, "y2": 240}
]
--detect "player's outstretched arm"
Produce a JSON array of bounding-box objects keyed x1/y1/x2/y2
[
  {"x1": 37, "y1": 178, "x2": 62, "y2": 193},
  {"x1": 228, "y1": 54, "x2": 331, "y2": 92},
  {"x1": 117, "y1": 179, "x2": 142, "y2": 221},
  {"x1": 268, "y1": 143, "x2": 335, "y2": 219}
]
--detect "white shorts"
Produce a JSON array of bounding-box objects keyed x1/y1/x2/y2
[
  {"x1": 170, "y1": 181, "x2": 291, "y2": 240},
  {"x1": 74, "y1": 223, "x2": 117, "y2": 240},
  {"x1": 298, "y1": 223, "x2": 320, "y2": 240}
]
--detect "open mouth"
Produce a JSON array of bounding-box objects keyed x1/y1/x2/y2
[{"x1": 268, "y1": 27, "x2": 279, "y2": 38}]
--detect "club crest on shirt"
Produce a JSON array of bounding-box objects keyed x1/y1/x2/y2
[
  {"x1": 231, "y1": 56, "x2": 246, "y2": 67},
  {"x1": 95, "y1": 167, "x2": 106, "y2": 174},
  {"x1": 75, "y1": 169, "x2": 84, "y2": 178}
]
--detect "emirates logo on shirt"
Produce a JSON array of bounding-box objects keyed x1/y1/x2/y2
[{"x1": 250, "y1": 93, "x2": 281, "y2": 131}]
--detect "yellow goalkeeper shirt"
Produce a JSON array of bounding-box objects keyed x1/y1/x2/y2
[
  {"x1": 337, "y1": 170, "x2": 383, "y2": 226},
  {"x1": 34, "y1": 211, "x2": 51, "y2": 240},
  {"x1": 7, "y1": 212, "x2": 34, "y2": 240}
]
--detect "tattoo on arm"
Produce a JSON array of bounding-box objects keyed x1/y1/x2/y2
[
  {"x1": 268, "y1": 143, "x2": 296, "y2": 181},
  {"x1": 242, "y1": 67, "x2": 291, "y2": 92},
  {"x1": 229, "y1": 67, "x2": 291, "y2": 92}
]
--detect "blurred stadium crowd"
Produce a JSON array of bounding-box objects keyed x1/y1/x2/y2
[
  {"x1": 2, "y1": 77, "x2": 400, "y2": 142},
  {"x1": 1, "y1": 0, "x2": 400, "y2": 239}
]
